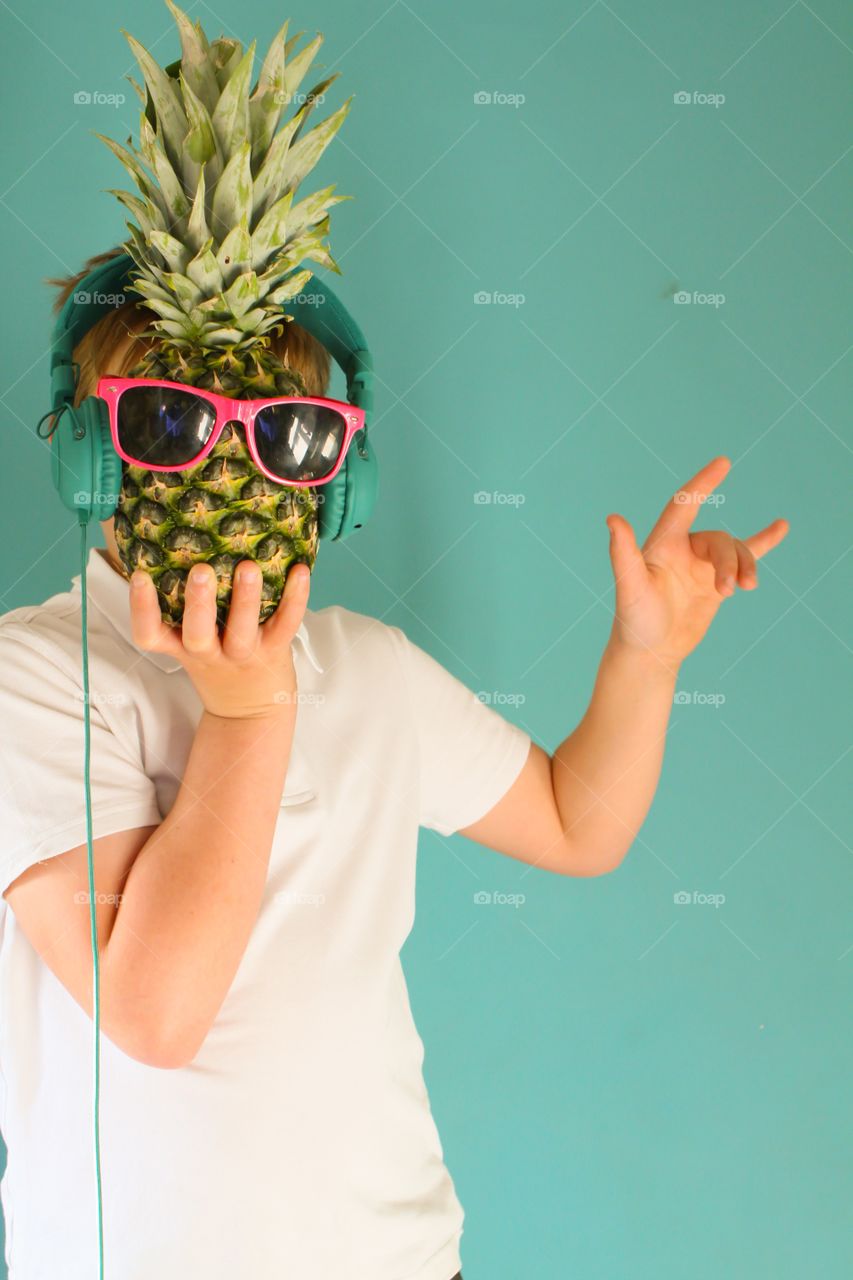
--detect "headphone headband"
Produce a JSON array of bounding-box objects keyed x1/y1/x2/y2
[{"x1": 50, "y1": 251, "x2": 374, "y2": 431}]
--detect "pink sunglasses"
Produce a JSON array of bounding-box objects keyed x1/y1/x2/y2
[{"x1": 96, "y1": 375, "x2": 366, "y2": 488}]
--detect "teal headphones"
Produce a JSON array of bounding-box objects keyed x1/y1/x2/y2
[{"x1": 42, "y1": 249, "x2": 379, "y2": 537}]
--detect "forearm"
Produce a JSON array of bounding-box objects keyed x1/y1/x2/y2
[
  {"x1": 102, "y1": 704, "x2": 297, "y2": 1063},
  {"x1": 551, "y1": 632, "x2": 679, "y2": 874}
]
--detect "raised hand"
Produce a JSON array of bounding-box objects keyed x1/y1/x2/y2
[{"x1": 605, "y1": 456, "x2": 790, "y2": 668}]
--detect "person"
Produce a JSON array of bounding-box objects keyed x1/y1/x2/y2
[{"x1": 0, "y1": 259, "x2": 788, "y2": 1278}]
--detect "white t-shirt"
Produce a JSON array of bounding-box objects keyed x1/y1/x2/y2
[{"x1": 0, "y1": 546, "x2": 531, "y2": 1280}]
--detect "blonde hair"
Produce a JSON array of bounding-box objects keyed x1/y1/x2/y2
[{"x1": 46, "y1": 247, "x2": 332, "y2": 408}]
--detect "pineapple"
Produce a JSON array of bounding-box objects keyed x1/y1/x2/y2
[{"x1": 96, "y1": 0, "x2": 353, "y2": 625}]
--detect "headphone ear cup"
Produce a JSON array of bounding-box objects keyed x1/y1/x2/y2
[
  {"x1": 92, "y1": 398, "x2": 122, "y2": 522},
  {"x1": 316, "y1": 463, "x2": 348, "y2": 541},
  {"x1": 320, "y1": 430, "x2": 378, "y2": 541},
  {"x1": 50, "y1": 396, "x2": 121, "y2": 523}
]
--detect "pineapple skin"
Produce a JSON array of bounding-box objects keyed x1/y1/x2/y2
[{"x1": 113, "y1": 344, "x2": 320, "y2": 628}]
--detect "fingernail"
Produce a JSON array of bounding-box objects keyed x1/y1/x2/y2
[
  {"x1": 130, "y1": 571, "x2": 146, "y2": 590},
  {"x1": 239, "y1": 562, "x2": 260, "y2": 583}
]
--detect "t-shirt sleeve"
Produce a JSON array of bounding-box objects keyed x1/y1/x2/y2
[
  {"x1": 389, "y1": 625, "x2": 532, "y2": 837},
  {"x1": 0, "y1": 629, "x2": 162, "y2": 895}
]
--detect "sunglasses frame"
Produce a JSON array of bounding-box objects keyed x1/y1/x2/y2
[{"x1": 96, "y1": 375, "x2": 367, "y2": 488}]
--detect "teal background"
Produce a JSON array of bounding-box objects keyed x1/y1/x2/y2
[{"x1": 0, "y1": 1, "x2": 850, "y2": 1276}]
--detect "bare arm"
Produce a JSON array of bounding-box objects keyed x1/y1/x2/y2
[
  {"x1": 460, "y1": 457, "x2": 789, "y2": 875},
  {"x1": 4, "y1": 558, "x2": 310, "y2": 1068}
]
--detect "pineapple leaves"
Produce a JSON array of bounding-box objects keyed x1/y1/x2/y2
[
  {"x1": 103, "y1": 188, "x2": 164, "y2": 239},
  {"x1": 281, "y1": 33, "x2": 323, "y2": 106},
  {"x1": 211, "y1": 140, "x2": 253, "y2": 241},
  {"x1": 179, "y1": 72, "x2": 220, "y2": 168},
  {"x1": 216, "y1": 218, "x2": 252, "y2": 282},
  {"x1": 186, "y1": 242, "x2": 225, "y2": 297},
  {"x1": 164, "y1": 0, "x2": 220, "y2": 114},
  {"x1": 148, "y1": 228, "x2": 191, "y2": 274},
  {"x1": 121, "y1": 28, "x2": 188, "y2": 174},
  {"x1": 100, "y1": 4, "x2": 354, "y2": 349},
  {"x1": 248, "y1": 18, "x2": 289, "y2": 163},
  {"x1": 280, "y1": 97, "x2": 353, "y2": 195},
  {"x1": 250, "y1": 189, "x2": 294, "y2": 269},
  {"x1": 211, "y1": 40, "x2": 255, "y2": 159},
  {"x1": 223, "y1": 270, "x2": 262, "y2": 319},
  {"x1": 94, "y1": 132, "x2": 170, "y2": 225},
  {"x1": 186, "y1": 167, "x2": 211, "y2": 254},
  {"x1": 290, "y1": 74, "x2": 341, "y2": 145},
  {"x1": 268, "y1": 268, "x2": 313, "y2": 306}
]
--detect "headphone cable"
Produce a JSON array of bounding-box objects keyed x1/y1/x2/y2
[{"x1": 78, "y1": 515, "x2": 106, "y2": 1279}]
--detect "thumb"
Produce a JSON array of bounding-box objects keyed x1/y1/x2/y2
[{"x1": 606, "y1": 513, "x2": 647, "y2": 609}]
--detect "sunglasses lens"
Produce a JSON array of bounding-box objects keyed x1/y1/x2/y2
[
  {"x1": 116, "y1": 386, "x2": 216, "y2": 467},
  {"x1": 253, "y1": 403, "x2": 348, "y2": 482}
]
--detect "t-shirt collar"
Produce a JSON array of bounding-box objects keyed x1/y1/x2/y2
[{"x1": 79, "y1": 548, "x2": 325, "y2": 675}]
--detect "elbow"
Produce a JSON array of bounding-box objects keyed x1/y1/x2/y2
[
  {"x1": 559, "y1": 841, "x2": 628, "y2": 878},
  {"x1": 112, "y1": 1025, "x2": 201, "y2": 1070},
  {"x1": 104, "y1": 1008, "x2": 204, "y2": 1070}
]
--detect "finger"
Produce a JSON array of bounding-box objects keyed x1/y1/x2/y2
[
  {"x1": 691, "y1": 530, "x2": 739, "y2": 595},
  {"x1": 221, "y1": 560, "x2": 264, "y2": 661},
  {"x1": 734, "y1": 538, "x2": 758, "y2": 590},
  {"x1": 644, "y1": 456, "x2": 732, "y2": 549},
  {"x1": 741, "y1": 518, "x2": 790, "y2": 560},
  {"x1": 262, "y1": 560, "x2": 311, "y2": 650},
  {"x1": 128, "y1": 570, "x2": 183, "y2": 658},
  {"x1": 606, "y1": 514, "x2": 648, "y2": 610},
  {"x1": 180, "y1": 562, "x2": 221, "y2": 658}
]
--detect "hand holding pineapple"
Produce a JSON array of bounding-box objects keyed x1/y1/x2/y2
[
  {"x1": 129, "y1": 557, "x2": 310, "y2": 720},
  {"x1": 604, "y1": 455, "x2": 790, "y2": 669}
]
